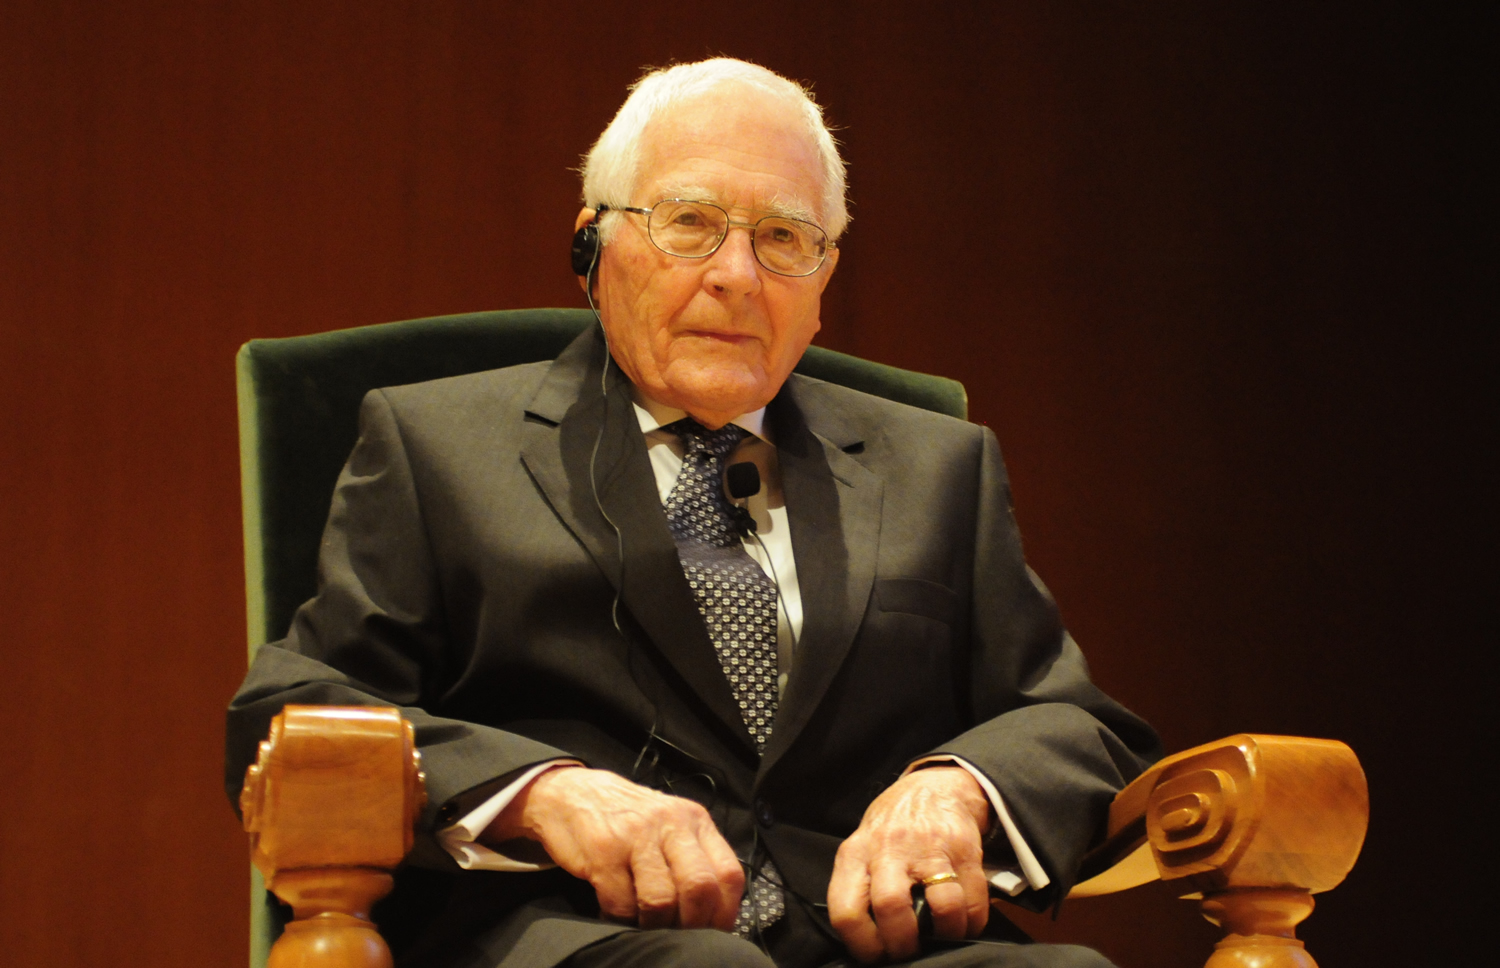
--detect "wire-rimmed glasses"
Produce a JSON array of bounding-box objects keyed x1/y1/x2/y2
[{"x1": 601, "y1": 199, "x2": 833, "y2": 277}]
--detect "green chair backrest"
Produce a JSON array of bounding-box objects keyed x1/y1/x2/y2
[{"x1": 234, "y1": 307, "x2": 967, "y2": 966}]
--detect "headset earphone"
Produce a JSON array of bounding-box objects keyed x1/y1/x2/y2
[{"x1": 570, "y1": 205, "x2": 610, "y2": 279}]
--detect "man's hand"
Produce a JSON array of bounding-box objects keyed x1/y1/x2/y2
[
  {"x1": 827, "y1": 766, "x2": 992, "y2": 963},
  {"x1": 483, "y1": 765, "x2": 744, "y2": 931}
]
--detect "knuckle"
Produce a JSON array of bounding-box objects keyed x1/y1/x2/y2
[
  {"x1": 678, "y1": 869, "x2": 720, "y2": 899},
  {"x1": 718, "y1": 861, "x2": 746, "y2": 892},
  {"x1": 652, "y1": 797, "x2": 703, "y2": 827},
  {"x1": 594, "y1": 891, "x2": 636, "y2": 921},
  {"x1": 870, "y1": 890, "x2": 913, "y2": 920},
  {"x1": 924, "y1": 887, "x2": 959, "y2": 910},
  {"x1": 827, "y1": 906, "x2": 861, "y2": 932},
  {"x1": 835, "y1": 835, "x2": 868, "y2": 864},
  {"x1": 635, "y1": 888, "x2": 676, "y2": 914}
]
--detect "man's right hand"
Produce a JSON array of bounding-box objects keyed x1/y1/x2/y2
[{"x1": 482, "y1": 765, "x2": 745, "y2": 931}]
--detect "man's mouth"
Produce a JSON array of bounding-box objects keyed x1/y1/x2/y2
[{"x1": 679, "y1": 330, "x2": 756, "y2": 346}]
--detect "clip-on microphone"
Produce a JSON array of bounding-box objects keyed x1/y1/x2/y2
[{"x1": 725, "y1": 462, "x2": 761, "y2": 536}]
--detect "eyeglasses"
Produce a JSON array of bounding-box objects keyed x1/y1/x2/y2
[{"x1": 600, "y1": 199, "x2": 834, "y2": 277}]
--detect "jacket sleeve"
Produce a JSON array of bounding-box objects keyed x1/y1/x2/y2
[
  {"x1": 224, "y1": 389, "x2": 572, "y2": 871},
  {"x1": 925, "y1": 426, "x2": 1163, "y2": 909}
]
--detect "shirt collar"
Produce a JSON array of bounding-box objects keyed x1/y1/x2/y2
[{"x1": 630, "y1": 386, "x2": 770, "y2": 443}]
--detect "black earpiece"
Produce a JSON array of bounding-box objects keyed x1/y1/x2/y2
[
  {"x1": 571, "y1": 205, "x2": 612, "y2": 278},
  {"x1": 570, "y1": 222, "x2": 600, "y2": 277}
]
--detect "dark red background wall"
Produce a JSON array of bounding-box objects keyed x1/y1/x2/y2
[{"x1": 0, "y1": 4, "x2": 1486, "y2": 966}]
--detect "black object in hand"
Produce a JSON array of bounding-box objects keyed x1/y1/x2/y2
[{"x1": 910, "y1": 882, "x2": 935, "y2": 940}]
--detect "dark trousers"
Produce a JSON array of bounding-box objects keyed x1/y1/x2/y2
[
  {"x1": 565, "y1": 930, "x2": 1114, "y2": 968},
  {"x1": 565, "y1": 897, "x2": 1115, "y2": 968}
]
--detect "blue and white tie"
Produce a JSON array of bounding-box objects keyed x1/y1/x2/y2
[{"x1": 663, "y1": 418, "x2": 785, "y2": 935}]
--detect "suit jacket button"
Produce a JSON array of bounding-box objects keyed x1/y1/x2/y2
[{"x1": 755, "y1": 800, "x2": 774, "y2": 828}]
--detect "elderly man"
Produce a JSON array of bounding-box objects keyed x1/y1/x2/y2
[{"x1": 227, "y1": 58, "x2": 1159, "y2": 968}]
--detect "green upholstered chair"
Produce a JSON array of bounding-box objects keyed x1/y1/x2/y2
[
  {"x1": 234, "y1": 307, "x2": 967, "y2": 966},
  {"x1": 236, "y1": 308, "x2": 1369, "y2": 968}
]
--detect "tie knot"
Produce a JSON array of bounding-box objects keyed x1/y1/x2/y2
[{"x1": 667, "y1": 418, "x2": 747, "y2": 462}]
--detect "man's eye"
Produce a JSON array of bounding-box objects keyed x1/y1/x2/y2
[
  {"x1": 672, "y1": 212, "x2": 705, "y2": 227},
  {"x1": 761, "y1": 223, "x2": 806, "y2": 247}
]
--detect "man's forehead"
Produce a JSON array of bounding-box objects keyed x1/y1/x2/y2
[
  {"x1": 648, "y1": 181, "x2": 818, "y2": 224},
  {"x1": 635, "y1": 87, "x2": 825, "y2": 219}
]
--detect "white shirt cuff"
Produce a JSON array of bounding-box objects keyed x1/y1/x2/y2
[
  {"x1": 436, "y1": 760, "x2": 583, "y2": 871},
  {"x1": 903, "y1": 755, "x2": 1052, "y2": 897}
]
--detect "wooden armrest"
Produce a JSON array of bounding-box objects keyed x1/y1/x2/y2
[
  {"x1": 241, "y1": 705, "x2": 427, "y2": 968},
  {"x1": 1066, "y1": 734, "x2": 1367, "y2": 967},
  {"x1": 239, "y1": 718, "x2": 1367, "y2": 967}
]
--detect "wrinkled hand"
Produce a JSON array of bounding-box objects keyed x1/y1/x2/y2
[
  {"x1": 484, "y1": 765, "x2": 744, "y2": 931},
  {"x1": 828, "y1": 766, "x2": 992, "y2": 963}
]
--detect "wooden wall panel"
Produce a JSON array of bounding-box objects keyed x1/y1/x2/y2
[{"x1": 0, "y1": 3, "x2": 1484, "y2": 966}]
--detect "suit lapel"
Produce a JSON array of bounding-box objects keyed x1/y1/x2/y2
[
  {"x1": 760, "y1": 379, "x2": 883, "y2": 776},
  {"x1": 519, "y1": 328, "x2": 752, "y2": 749}
]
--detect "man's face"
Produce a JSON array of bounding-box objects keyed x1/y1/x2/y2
[{"x1": 581, "y1": 86, "x2": 838, "y2": 427}]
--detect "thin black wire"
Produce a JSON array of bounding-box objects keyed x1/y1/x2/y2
[
  {"x1": 724, "y1": 496, "x2": 792, "y2": 951},
  {"x1": 747, "y1": 525, "x2": 798, "y2": 655},
  {"x1": 580, "y1": 237, "x2": 664, "y2": 781},
  {"x1": 582, "y1": 225, "x2": 797, "y2": 946}
]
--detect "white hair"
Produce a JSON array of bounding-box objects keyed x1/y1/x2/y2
[{"x1": 580, "y1": 58, "x2": 849, "y2": 243}]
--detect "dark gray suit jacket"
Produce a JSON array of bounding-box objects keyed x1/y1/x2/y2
[{"x1": 226, "y1": 326, "x2": 1160, "y2": 967}]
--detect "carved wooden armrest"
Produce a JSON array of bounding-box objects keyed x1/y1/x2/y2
[
  {"x1": 1065, "y1": 734, "x2": 1368, "y2": 967},
  {"x1": 241, "y1": 705, "x2": 427, "y2": 968}
]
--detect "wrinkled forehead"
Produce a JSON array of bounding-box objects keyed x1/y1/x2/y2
[
  {"x1": 635, "y1": 86, "x2": 827, "y2": 221},
  {"x1": 648, "y1": 183, "x2": 819, "y2": 225}
]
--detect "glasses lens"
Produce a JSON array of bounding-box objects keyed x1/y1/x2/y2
[
  {"x1": 753, "y1": 217, "x2": 827, "y2": 276},
  {"x1": 647, "y1": 201, "x2": 727, "y2": 257}
]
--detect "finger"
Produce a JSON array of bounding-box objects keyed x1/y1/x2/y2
[
  {"x1": 827, "y1": 840, "x2": 883, "y2": 963},
  {"x1": 697, "y1": 821, "x2": 746, "y2": 932},
  {"x1": 910, "y1": 847, "x2": 991, "y2": 940},
  {"x1": 960, "y1": 863, "x2": 990, "y2": 938},
  {"x1": 589, "y1": 861, "x2": 641, "y2": 924},
  {"x1": 915, "y1": 875, "x2": 968, "y2": 940},
  {"x1": 629, "y1": 840, "x2": 678, "y2": 930},
  {"x1": 867, "y1": 857, "x2": 921, "y2": 961},
  {"x1": 658, "y1": 821, "x2": 727, "y2": 929}
]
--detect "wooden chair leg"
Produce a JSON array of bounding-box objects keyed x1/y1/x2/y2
[
  {"x1": 241, "y1": 705, "x2": 426, "y2": 968},
  {"x1": 1201, "y1": 888, "x2": 1316, "y2": 968},
  {"x1": 264, "y1": 868, "x2": 395, "y2": 968}
]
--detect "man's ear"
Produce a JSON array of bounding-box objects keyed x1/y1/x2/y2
[
  {"x1": 572, "y1": 208, "x2": 600, "y2": 292},
  {"x1": 814, "y1": 244, "x2": 840, "y2": 293}
]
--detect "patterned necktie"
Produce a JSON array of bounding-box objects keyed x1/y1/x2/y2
[
  {"x1": 663, "y1": 418, "x2": 780, "y2": 750},
  {"x1": 662, "y1": 418, "x2": 785, "y2": 936}
]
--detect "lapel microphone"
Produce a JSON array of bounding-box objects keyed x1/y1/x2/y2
[
  {"x1": 726, "y1": 458, "x2": 799, "y2": 669},
  {"x1": 725, "y1": 461, "x2": 761, "y2": 537}
]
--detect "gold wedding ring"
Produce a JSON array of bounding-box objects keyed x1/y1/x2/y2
[{"x1": 919, "y1": 871, "x2": 959, "y2": 887}]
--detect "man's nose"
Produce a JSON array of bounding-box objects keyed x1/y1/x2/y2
[{"x1": 703, "y1": 226, "x2": 763, "y2": 296}]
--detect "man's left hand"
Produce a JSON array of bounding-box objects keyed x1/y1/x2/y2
[{"x1": 827, "y1": 766, "x2": 992, "y2": 963}]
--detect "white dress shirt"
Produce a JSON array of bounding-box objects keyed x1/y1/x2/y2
[{"x1": 438, "y1": 393, "x2": 1048, "y2": 896}]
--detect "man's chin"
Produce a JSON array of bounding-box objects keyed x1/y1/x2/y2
[{"x1": 659, "y1": 365, "x2": 773, "y2": 420}]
